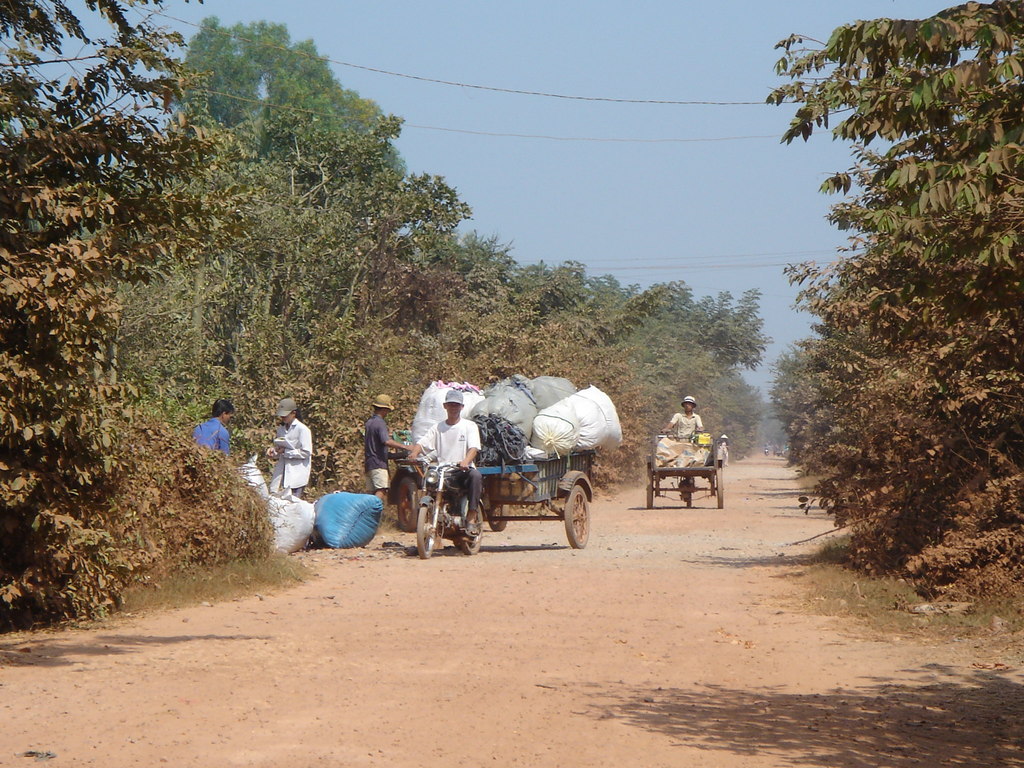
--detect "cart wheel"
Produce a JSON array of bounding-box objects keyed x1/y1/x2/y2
[
  {"x1": 487, "y1": 504, "x2": 508, "y2": 532},
  {"x1": 395, "y1": 475, "x2": 419, "y2": 532},
  {"x1": 716, "y1": 465, "x2": 725, "y2": 509},
  {"x1": 416, "y1": 499, "x2": 438, "y2": 559},
  {"x1": 564, "y1": 484, "x2": 590, "y2": 549},
  {"x1": 645, "y1": 463, "x2": 654, "y2": 509}
]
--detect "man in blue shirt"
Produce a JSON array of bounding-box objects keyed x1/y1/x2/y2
[{"x1": 193, "y1": 399, "x2": 235, "y2": 455}]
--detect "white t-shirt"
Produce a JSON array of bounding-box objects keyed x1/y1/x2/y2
[{"x1": 417, "y1": 418, "x2": 481, "y2": 465}]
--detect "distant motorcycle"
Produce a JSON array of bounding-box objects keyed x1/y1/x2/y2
[{"x1": 415, "y1": 461, "x2": 482, "y2": 558}]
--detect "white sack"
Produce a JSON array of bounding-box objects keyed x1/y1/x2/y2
[
  {"x1": 411, "y1": 381, "x2": 484, "y2": 444},
  {"x1": 268, "y1": 493, "x2": 316, "y2": 553},
  {"x1": 238, "y1": 457, "x2": 270, "y2": 500},
  {"x1": 531, "y1": 397, "x2": 580, "y2": 456},
  {"x1": 570, "y1": 385, "x2": 623, "y2": 450},
  {"x1": 570, "y1": 395, "x2": 606, "y2": 451}
]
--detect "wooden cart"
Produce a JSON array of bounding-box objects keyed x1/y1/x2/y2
[{"x1": 645, "y1": 434, "x2": 724, "y2": 509}]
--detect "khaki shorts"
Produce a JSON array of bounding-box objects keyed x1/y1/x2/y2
[{"x1": 365, "y1": 468, "x2": 389, "y2": 493}]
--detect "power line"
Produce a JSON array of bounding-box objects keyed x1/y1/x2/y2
[
  {"x1": 406, "y1": 124, "x2": 776, "y2": 144},
  {"x1": 578, "y1": 249, "x2": 836, "y2": 265},
  {"x1": 593, "y1": 264, "x2": 839, "y2": 274},
  {"x1": 195, "y1": 88, "x2": 777, "y2": 144},
  {"x1": 153, "y1": 9, "x2": 765, "y2": 107}
]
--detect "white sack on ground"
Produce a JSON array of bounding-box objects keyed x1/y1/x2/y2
[
  {"x1": 411, "y1": 381, "x2": 484, "y2": 444},
  {"x1": 570, "y1": 385, "x2": 623, "y2": 450},
  {"x1": 471, "y1": 375, "x2": 538, "y2": 440},
  {"x1": 531, "y1": 397, "x2": 580, "y2": 456},
  {"x1": 268, "y1": 493, "x2": 315, "y2": 553},
  {"x1": 528, "y1": 376, "x2": 577, "y2": 410},
  {"x1": 238, "y1": 457, "x2": 270, "y2": 500}
]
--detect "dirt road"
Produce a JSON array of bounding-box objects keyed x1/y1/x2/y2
[{"x1": 3, "y1": 457, "x2": 1023, "y2": 767}]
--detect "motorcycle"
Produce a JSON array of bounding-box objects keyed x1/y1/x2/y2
[{"x1": 415, "y1": 461, "x2": 482, "y2": 559}]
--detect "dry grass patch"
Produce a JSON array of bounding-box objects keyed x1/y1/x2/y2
[
  {"x1": 794, "y1": 536, "x2": 1024, "y2": 651},
  {"x1": 121, "y1": 555, "x2": 310, "y2": 615}
]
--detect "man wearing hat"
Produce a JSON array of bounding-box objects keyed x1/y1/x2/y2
[
  {"x1": 405, "y1": 389, "x2": 483, "y2": 534},
  {"x1": 268, "y1": 397, "x2": 313, "y2": 498},
  {"x1": 663, "y1": 395, "x2": 703, "y2": 441},
  {"x1": 364, "y1": 394, "x2": 408, "y2": 502}
]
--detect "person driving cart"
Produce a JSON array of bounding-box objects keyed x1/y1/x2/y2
[
  {"x1": 663, "y1": 395, "x2": 704, "y2": 441},
  {"x1": 404, "y1": 389, "x2": 483, "y2": 535}
]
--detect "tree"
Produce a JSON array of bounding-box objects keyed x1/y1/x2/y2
[
  {"x1": 0, "y1": 0, "x2": 227, "y2": 623},
  {"x1": 183, "y1": 18, "x2": 383, "y2": 140},
  {"x1": 771, "y1": 1, "x2": 1024, "y2": 594}
]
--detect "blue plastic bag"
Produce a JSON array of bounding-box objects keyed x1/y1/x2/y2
[{"x1": 314, "y1": 492, "x2": 383, "y2": 548}]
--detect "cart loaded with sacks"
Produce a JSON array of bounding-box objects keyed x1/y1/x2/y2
[{"x1": 645, "y1": 431, "x2": 724, "y2": 509}]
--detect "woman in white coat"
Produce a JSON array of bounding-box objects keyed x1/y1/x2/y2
[{"x1": 268, "y1": 397, "x2": 312, "y2": 498}]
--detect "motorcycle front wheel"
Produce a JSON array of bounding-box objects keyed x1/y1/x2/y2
[{"x1": 416, "y1": 499, "x2": 439, "y2": 559}]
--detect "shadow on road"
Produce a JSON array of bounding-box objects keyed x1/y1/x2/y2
[
  {"x1": 402, "y1": 543, "x2": 569, "y2": 558},
  {"x1": 0, "y1": 633, "x2": 269, "y2": 668},
  {"x1": 581, "y1": 666, "x2": 1024, "y2": 767}
]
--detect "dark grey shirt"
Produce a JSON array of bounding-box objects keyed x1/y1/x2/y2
[{"x1": 364, "y1": 413, "x2": 390, "y2": 471}]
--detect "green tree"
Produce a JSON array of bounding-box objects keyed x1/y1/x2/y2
[
  {"x1": 184, "y1": 18, "x2": 382, "y2": 140},
  {"x1": 626, "y1": 283, "x2": 767, "y2": 455}
]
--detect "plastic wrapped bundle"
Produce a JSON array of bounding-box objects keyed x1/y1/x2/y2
[
  {"x1": 655, "y1": 438, "x2": 708, "y2": 468},
  {"x1": 471, "y1": 375, "x2": 539, "y2": 440},
  {"x1": 314, "y1": 492, "x2": 384, "y2": 548},
  {"x1": 268, "y1": 494, "x2": 315, "y2": 553},
  {"x1": 569, "y1": 386, "x2": 623, "y2": 450},
  {"x1": 528, "y1": 376, "x2": 577, "y2": 410},
  {"x1": 411, "y1": 381, "x2": 484, "y2": 444},
  {"x1": 531, "y1": 397, "x2": 580, "y2": 456},
  {"x1": 472, "y1": 414, "x2": 528, "y2": 466}
]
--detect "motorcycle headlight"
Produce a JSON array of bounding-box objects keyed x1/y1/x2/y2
[{"x1": 425, "y1": 468, "x2": 439, "y2": 488}]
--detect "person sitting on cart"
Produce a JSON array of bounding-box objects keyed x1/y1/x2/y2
[
  {"x1": 664, "y1": 395, "x2": 704, "y2": 441},
  {"x1": 404, "y1": 389, "x2": 483, "y2": 535}
]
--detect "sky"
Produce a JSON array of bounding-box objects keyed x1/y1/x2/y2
[{"x1": 141, "y1": 0, "x2": 953, "y2": 393}]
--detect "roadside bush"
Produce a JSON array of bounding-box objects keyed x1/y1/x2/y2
[{"x1": 0, "y1": 417, "x2": 272, "y2": 630}]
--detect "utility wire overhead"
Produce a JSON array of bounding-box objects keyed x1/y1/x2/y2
[
  {"x1": 151, "y1": 8, "x2": 766, "y2": 106},
  {"x1": 579, "y1": 248, "x2": 836, "y2": 265},
  {"x1": 195, "y1": 89, "x2": 777, "y2": 144},
  {"x1": 592, "y1": 259, "x2": 835, "y2": 273}
]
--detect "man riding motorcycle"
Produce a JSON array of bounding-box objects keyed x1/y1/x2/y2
[{"x1": 404, "y1": 388, "x2": 483, "y2": 535}]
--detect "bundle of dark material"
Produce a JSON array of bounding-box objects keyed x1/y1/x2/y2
[{"x1": 472, "y1": 414, "x2": 528, "y2": 466}]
